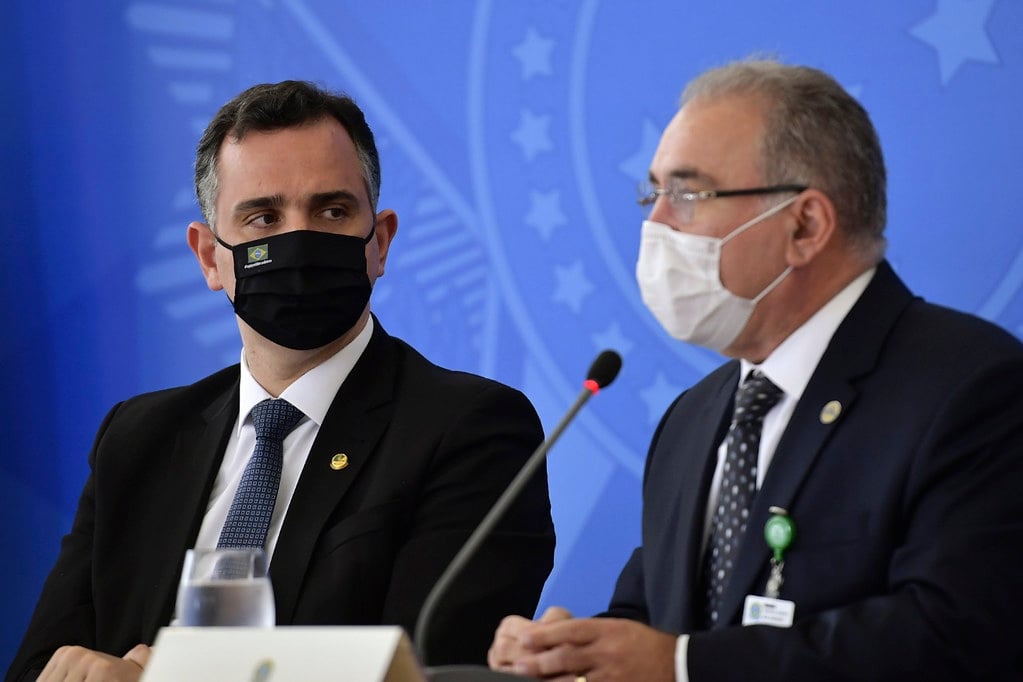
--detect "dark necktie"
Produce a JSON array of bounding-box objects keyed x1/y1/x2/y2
[
  {"x1": 217, "y1": 398, "x2": 305, "y2": 550},
  {"x1": 702, "y1": 370, "x2": 783, "y2": 626}
]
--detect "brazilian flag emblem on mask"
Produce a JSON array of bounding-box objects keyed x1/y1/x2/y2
[{"x1": 247, "y1": 244, "x2": 269, "y2": 264}]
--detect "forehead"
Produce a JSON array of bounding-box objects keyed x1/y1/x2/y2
[
  {"x1": 651, "y1": 93, "x2": 767, "y2": 186},
  {"x1": 215, "y1": 118, "x2": 366, "y2": 206}
]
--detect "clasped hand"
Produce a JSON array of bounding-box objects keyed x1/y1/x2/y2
[
  {"x1": 488, "y1": 607, "x2": 676, "y2": 682},
  {"x1": 38, "y1": 643, "x2": 150, "y2": 682}
]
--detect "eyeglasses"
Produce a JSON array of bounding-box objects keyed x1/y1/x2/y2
[{"x1": 637, "y1": 181, "x2": 807, "y2": 222}]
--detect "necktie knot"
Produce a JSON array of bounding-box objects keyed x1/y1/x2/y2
[
  {"x1": 251, "y1": 398, "x2": 305, "y2": 442},
  {"x1": 732, "y1": 370, "x2": 783, "y2": 423}
]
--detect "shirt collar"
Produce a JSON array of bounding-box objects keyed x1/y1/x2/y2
[
  {"x1": 237, "y1": 316, "x2": 375, "y2": 430},
  {"x1": 741, "y1": 267, "x2": 875, "y2": 400}
]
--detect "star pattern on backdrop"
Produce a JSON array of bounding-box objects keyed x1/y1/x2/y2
[
  {"x1": 511, "y1": 109, "x2": 554, "y2": 161},
  {"x1": 512, "y1": 26, "x2": 555, "y2": 80},
  {"x1": 526, "y1": 189, "x2": 568, "y2": 241},
  {"x1": 619, "y1": 118, "x2": 662, "y2": 185},
  {"x1": 910, "y1": 0, "x2": 999, "y2": 84},
  {"x1": 552, "y1": 260, "x2": 595, "y2": 314},
  {"x1": 592, "y1": 321, "x2": 634, "y2": 357}
]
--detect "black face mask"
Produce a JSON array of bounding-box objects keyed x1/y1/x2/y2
[{"x1": 216, "y1": 227, "x2": 375, "y2": 350}]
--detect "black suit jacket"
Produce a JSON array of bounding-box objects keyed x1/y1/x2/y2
[
  {"x1": 606, "y1": 262, "x2": 1023, "y2": 681},
  {"x1": 8, "y1": 320, "x2": 555, "y2": 679}
]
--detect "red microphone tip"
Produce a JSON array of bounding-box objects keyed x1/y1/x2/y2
[{"x1": 583, "y1": 379, "x2": 600, "y2": 395}]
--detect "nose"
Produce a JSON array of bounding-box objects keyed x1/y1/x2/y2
[
  {"x1": 646, "y1": 192, "x2": 675, "y2": 225},
  {"x1": 285, "y1": 211, "x2": 312, "y2": 232}
]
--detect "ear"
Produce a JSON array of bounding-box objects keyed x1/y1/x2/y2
[
  {"x1": 187, "y1": 221, "x2": 224, "y2": 291},
  {"x1": 785, "y1": 189, "x2": 838, "y2": 268},
  {"x1": 370, "y1": 209, "x2": 399, "y2": 278}
]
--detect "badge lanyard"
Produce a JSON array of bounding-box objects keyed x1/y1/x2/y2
[
  {"x1": 742, "y1": 506, "x2": 797, "y2": 627},
  {"x1": 764, "y1": 506, "x2": 795, "y2": 599}
]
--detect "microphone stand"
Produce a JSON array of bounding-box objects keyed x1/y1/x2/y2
[{"x1": 414, "y1": 383, "x2": 598, "y2": 669}]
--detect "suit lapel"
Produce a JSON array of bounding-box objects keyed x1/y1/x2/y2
[
  {"x1": 271, "y1": 323, "x2": 397, "y2": 624},
  {"x1": 716, "y1": 262, "x2": 916, "y2": 624},
  {"x1": 144, "y1": 379, "x2": 238, "y2": 637}
]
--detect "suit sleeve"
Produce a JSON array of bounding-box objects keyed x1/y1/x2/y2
[
  {"x1": 5, "y1": 405, "x2": 123, "y2": 682},
  {"x1": 380, "y1": 381, "x2": 555, "y2": 666},
  {"x1": 602, "y1": 548, "x2": 650, "y2": 622},
  {"x1": 601, "y1": 389, "x2": 690, "y2": 624},
  {"x1": 687, "y1": 357, "x2": 1023, "y2": 682}
]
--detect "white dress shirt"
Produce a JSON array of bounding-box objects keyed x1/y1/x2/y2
[
  {"x1": 676, "y1": 268, "x2": 875, "y2": 681},
  {"x1": 192, "y1": 317, "x2": 374, "y2": 560}
]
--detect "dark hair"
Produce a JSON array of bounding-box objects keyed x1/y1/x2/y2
[
  {"x1": 194, "y1": 80, "x2": 380, "y2": 226},
  {"x1": 682, "y1": 60, "x2": 887, "y2": 257}
]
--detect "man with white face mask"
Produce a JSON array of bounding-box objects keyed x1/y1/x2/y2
[{"x1": 488, "y1": 59, "x2": 1023, "y2": 682}]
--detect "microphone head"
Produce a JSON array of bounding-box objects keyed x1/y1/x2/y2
[{"x1": 587, "y1": 350, "x2": 622, "y2": 389}]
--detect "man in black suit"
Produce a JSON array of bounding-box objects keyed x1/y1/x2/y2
[
  {"x1": 8, "y1": 81, "x2": 555, "y2": 682},
  {"x1": 488, "y1": 59, "x2": 1023, "y2": 681}
]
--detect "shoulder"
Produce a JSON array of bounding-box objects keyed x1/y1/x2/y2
[
  {"x1": 388, "y1": 334, "x2": 536, "y2": 410},
  {"x1": 644, "y1": 360, "x2": 738, "y2": 464},
  {"x1": 660, "y1": 361, "x2": 739, "y2": 422},
  {"x1": 848, "y1": 261, "x2": 1021, "y2": 368},
  {"x1": 102, "y1": 365, "x2": 239, "y2": 425},
  {"x1": 896, "y1": 297, "x2": 1022, "y2": 360}
]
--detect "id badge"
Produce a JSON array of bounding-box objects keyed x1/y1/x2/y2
[{"x1": 742, "y1": 595, "x2": 795, "y2": 628}]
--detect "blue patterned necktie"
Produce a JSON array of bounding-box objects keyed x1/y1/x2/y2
[
  {"x1": 702, "y1": 370, "x2": 783, "y2": 626},
  {"x1": 217, "y1": 398, "x2": 305, "y2": 550}
]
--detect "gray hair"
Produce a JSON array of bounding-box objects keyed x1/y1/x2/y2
[{"x1": 681, "y1": 59, "x2": 887, "y2": 257}]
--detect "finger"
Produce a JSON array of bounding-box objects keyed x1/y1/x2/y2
[
  {"x1": 489, "y1": 616, "x2": 537, "y2": 668},
  {"x1": 538, "y1": 605, "x2": 573, "y2": 622},
  {"x1": 38, "y1": 645, "x2": 79, "y2": 682},
  {"x1": 490, "y1": 615, "x2": 531, "y2": 657},
  {"x1": 122, "y1": 644, "x2": 151, "y2": 670},
  {"x1": 494, "y1": 614, "x2": 532, "y2": 639},
  {"x1": 521, "y1": 618, "x2": 599, "y2": 650},
  {"x1": 488, "y1": 635, "x2": 517, "y2": 669},
  {"x1": 512, "y1": 642, "x2": 591, "y2": 679}
]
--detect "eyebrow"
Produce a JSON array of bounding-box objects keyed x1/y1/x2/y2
[
  {"x1": 649, "y1": 168, "x2": 718, "y2": 186},
  {"x1": 232, "y1": 194, "x2": 285, "y2": 215},
  {"x1": 308, "y1": 190, "x2": 360, "y2": 210},
  {"x1": 231, "y1": 190, "x2": 361, "y2": 215}
]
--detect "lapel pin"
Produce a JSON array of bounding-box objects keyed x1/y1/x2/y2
[
  {"x1": 330, "y1": 453, "x2": 349, "y2": 470},
  {"x1": 819, "y1": 400, "x2": 842, "y2": 424}
]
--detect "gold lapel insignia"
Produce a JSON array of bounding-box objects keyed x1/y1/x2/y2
[
  {"x1": 819, "y1": 400, "x2": 842, "y2": 425},
  {"x1": 330, "y1": 453, "x2": 349, "y2": 470}
]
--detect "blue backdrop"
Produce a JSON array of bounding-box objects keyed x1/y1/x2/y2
[{"x1": 3, "y1": 0, "x2": 1022, "y2": 669}]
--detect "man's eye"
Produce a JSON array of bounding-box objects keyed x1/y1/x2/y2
[
  {"x1": 321, "y1": 207, "x2": 349, "y2": 220},
  {"x1": 666, "y1": 185, "x2": 693, "y2": 198},
  {"x1": 246, "y1": 213, "x2": 279, "y2": 227}
]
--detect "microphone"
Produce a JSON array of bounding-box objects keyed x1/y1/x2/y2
[{"x1": 414, "y1": 350, "x2": 622, "y2": 669}]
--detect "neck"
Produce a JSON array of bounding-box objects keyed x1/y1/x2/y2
[
  {"x1": 724, "y1": 254, "x2": 875, "y2": 363},
  {"x1": 241, "y1": 309, "x2": 370, "y2": 397}
]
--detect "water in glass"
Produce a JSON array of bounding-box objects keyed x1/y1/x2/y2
[{"x1": 175, "y1": 548, "x2": 275, "y2": 627}]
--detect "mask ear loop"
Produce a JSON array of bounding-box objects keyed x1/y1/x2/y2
[
  {"x1": 751, "y1": 264, "x2": 793, "y2": 304},
  {"x1": 720, "y1": 193, "x2": 801, "y2": 246},
  {"x1": 719, "y1": 193, "x2": 801, "y2": 303}
]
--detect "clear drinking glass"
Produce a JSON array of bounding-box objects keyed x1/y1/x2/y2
[{"x1": 175, "y1": 548, "x2": 276, "y2": 627}]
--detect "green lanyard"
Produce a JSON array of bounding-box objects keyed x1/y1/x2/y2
[{"x1": 764, "y1": 506, "x2": 796, "y2": 598}]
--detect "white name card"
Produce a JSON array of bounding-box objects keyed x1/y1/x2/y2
[{"x1": 141, "y1": 626, "x2": 425, "y2": 682}]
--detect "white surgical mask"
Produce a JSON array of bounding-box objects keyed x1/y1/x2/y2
[{"x1": 635, "y1": 195, "x2": 798, "y2": 352}]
